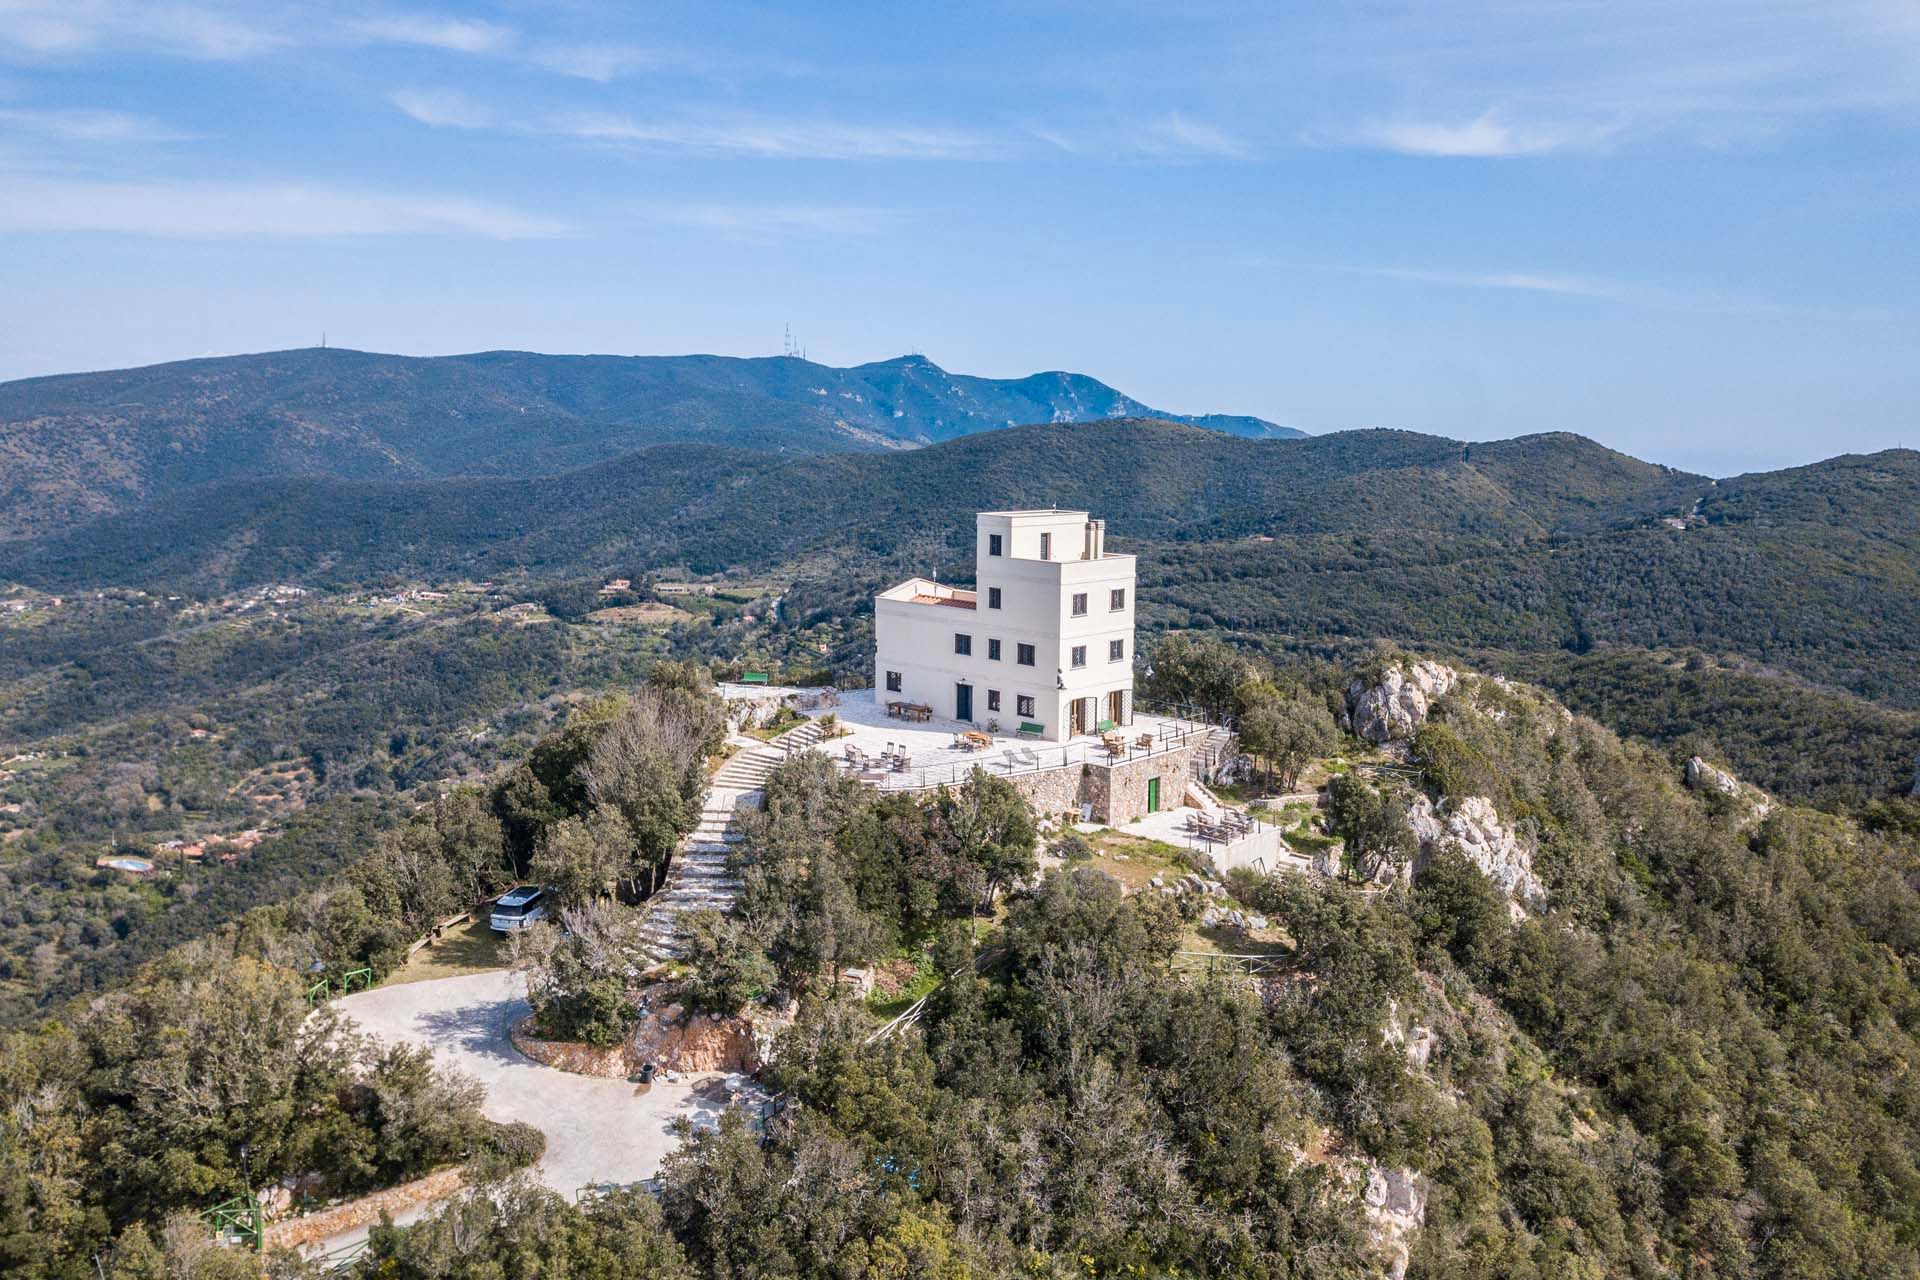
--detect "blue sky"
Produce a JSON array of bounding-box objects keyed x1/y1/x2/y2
[{"x1": 1, "y1": 1, "x2": 1915, "y2": 475}]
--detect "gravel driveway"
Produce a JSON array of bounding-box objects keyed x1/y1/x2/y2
[{"x1": 333, "y1": 969, "x2": 737, "y2": 1196}]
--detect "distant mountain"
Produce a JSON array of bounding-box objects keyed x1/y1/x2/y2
[
  {"x1": 0, "y1": 421, "x2": 1699, "y2": 594},
  {"x1": 0, "y1": 347, "x2": 1300, "y2": 539}
]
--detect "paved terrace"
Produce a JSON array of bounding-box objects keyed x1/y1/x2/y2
[{"x1": 804, "y1": 689, "x2": 1216, "y2": 792}]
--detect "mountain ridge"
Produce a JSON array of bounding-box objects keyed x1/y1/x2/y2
[{"x1": 0, "y1": 346, "x2": 1302, "y2": 539}]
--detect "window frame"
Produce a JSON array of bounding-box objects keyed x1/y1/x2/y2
[
  {"x1": 1071, "y1": 592, "x2": 1088, "y2": 617},
  {"x1": 988, "y1": 533, "x2": 1003, "y2": 557},
  {"x1": 987, "y1": 638, "x2": 1002, "y2": 661},
  {"x1": 1039, "y1": 532, "x2": 1052, "y2": 561},
  {"x1": 987, "y1": 689, "x2": 1001, "y2": 711},
  {"x1": 1016, "y1": 694, "x2": 1035, "y2": 718},
  {"x1": 1110, "y1": 588, "x2": 1126, "y2": 611},
  {"x1": 988, "y1": 586, "x2": 1002, "y2": 609},
  {"x1": 1109, "y1": 639, "x2": 1125, "y2": 662},
  {"x1": 1071, "y1": 645, "x2": 1087, "y2": 668},
  {"x1": 954, "y1": 633, "x2": 972, "y2": 656},
  {"x1": 885, "y1": 670, "x2": 902, "y2": 692},
  {"x1": 1016, "y1": 642, "x2": 1035, "y2": 666}
]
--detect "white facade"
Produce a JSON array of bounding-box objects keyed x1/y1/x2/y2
[{"x1": 873, "y1": 510, "x2": 1136, "y2": 743}]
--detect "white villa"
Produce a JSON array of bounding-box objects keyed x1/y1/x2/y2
[{"x1": 873, "y1": 510, "x2": 1135, "y2": 743}]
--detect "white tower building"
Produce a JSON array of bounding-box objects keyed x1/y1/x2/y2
[{"x1": 873, "y1": 510, "x2": 1136, "y2": 743}]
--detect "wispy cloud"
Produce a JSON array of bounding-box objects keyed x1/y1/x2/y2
[
  {"x1": 1333, "y1": 262, "x2": 1813, "y2": 317},
  {"x1": 1034, "y1": 111, "x2": 1248, "y2": 160},
  {"x1": 0, "y1": 174, "x2": 572, "y2": 238},
  {"x1": 348, "y1": 14, "x2": 514, "y2": 55},
  {"x1": 556, "y1": 113, "x2": 994, "y2": 160},
  {"x1": 388, "y1": 86, "x2": 494, "y2": 129},
  {"x1": 528, "y1": 42, "x2": 673, "y2": 83},
  {"x1": 0, "y1": 1, "x2": 286, "y2": 59},
  {"x1": 398, "y1": 104, "x2": 994, "y2": 160},
  {"x1": 0, "y1": 106, "x2": 190, "y2": 142},
  {"x1": 641, "y1": 201, "x2": 905, "y2": 241},
  {"x1": 1349, "y1": 265, "x2": 1651, "y2": 304},
  {"x1": 1348, "y1": 110, "x2": 1620, "y2": 158}
]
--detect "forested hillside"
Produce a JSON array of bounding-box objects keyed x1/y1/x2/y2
[
  {"x1": 6, "y1": 657, "x2": 1918, "y2": 1280},
  {"x1": 0, "y1": 348, "x2": 1296, "y2": 538}
]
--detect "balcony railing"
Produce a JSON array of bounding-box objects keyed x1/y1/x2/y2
[{"x1": 838, "y1": 708, "x2": 1217, "y2": 793}]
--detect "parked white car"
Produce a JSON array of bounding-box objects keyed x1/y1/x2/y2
[{"x1": 489, "y1": 885, "x2": 550, "y2": 932}]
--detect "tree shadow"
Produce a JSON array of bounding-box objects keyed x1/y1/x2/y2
[{"x1": 414, "y1": 997, "x2": 529, "y2": 1066}]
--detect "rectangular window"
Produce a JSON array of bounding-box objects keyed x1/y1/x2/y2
[
  {"x1": 987, "y1": 689, "x2": 1001, "y2": 711},
  {"x1": 988, "y1": 638, "x2": 1002, "y2": 660},
  {"x1": 1017, "y1": 694, "x2": 1035, "y2": 718},
  {"x1": 1071, "y1": 645, "x2": 1087, "y2": 668},
  {"x1": 1016, "y1": 643, "x2": 1035, "y2": 666},
  {"x1": 1039, "y1": 532, "x2": 1052, "y2": 560},
  {"x1": 1071, "y1": 592, "x2": 1088, "y2": 617},
  {"x1": 885, "y1": 670, "x2": 902, "y2": 692},
  {"x1": 1109, "y1": 639, "x2": 1125, "y2": 662},
  {"x1": 988, "y1": 587, "x2": 1002, "y2": 609},
  {"x1": 954, "y1": 633, "x2": 972, "y2": 656},
  {"x1": 1110, "y1": 588, "x2": 1126, "y2": 610},
  {"x1": 988, "y1": 533, "x2": 1003, "y2": 557}
]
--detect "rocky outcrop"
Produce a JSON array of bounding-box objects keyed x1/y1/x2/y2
[
  {"x1": 627, "y1": 997, "x2": 761, "y2": 1074},
  {"x1": 510, "y1": 992, "x2": 764, "y2": 1078},
  {"x1": 1409, "y1": 795, "x2": 1546, "y2": 912},
  {"x1": 1347, "y1": 661, "x2": 1458, "y2": 743},
  {"x1": 1684, "y1": 756, "x2": 1741, "y2": 796},
  {"x1": 1360, "y1": 1163, "x2": 1428, "y2": 1280},
  {"x1": 1683, "y1": 756, "x2": 1775, "y2": 822}
]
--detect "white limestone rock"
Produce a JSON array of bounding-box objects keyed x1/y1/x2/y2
[
  {"x1": 1684, "y1": 756, "x2": 1741, "y2": 796},
  {"x1": 1409, "y1": 794, "x2": 1546, "y2": 912},
  {"x1": 1347, "y1": 661, "x2": 1459, "y2": 743},
  {"x1": 1361, "y1": 1162, "x2": 1429, "y2": 1280}
]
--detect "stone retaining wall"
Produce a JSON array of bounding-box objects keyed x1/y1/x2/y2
[
  {"x1": 264, "y1": 1167, "x2": 466, "y2": 1253},
  {"x1": 1007, "y1": 745, "x2": 1198, "y2": 825}
]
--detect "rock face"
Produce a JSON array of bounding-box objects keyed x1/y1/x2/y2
[
  {"x1": 1684, "y1": 756, "x2": 1741, "y2": 796},
  {"x1": 1361, "y1": 1163, "x2": 1429, "y2": 1280},
  {"x1": 1409, "y1": 795, "x2": 1546, "y2": 911},
  {"x1": 1347, "y1": 661, "x2": 1458, "y2": 743}
]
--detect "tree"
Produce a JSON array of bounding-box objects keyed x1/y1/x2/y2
[
  {"x1": 679, "y1": 910, "x2": 773, "y2": 1014},
  {"x1": 940, "y1": 767, "x2": 1037, "y2": 910},
  {"x1": 581, "y1": 689, "x2": 711, "y2": 898},
  {"x1": 510, "y1": 904, "x2": 641, "y2": 1046},
  {"x1": 1236, "y1": 692, "x2": 1337, "y2": 789},
  {"x1": 530, "y1": 808, "x2": 627, "y2": 909},
  {"x1": 1140, "y1": 633, "x2": 1252, "y2": 721},
  {"x1": 1325, "y1": 774, "x2": 1417, "y2": 883}
]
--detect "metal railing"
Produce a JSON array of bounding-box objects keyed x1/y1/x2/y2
[{"x1": 838, "y1": 709, "x2": 1218, "y2": 793}]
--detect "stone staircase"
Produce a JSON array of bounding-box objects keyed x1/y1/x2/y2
[
  {"x1": 1185, "y1": 777, "x2": 1226, "y2": 813},
  {"x1": 637, "y1": 741, "x2": 785, "y2": 962},
  {"x1": 769, "y1": 715, "x2": 830, "y2": 756},
  {"x1": 1191, "y1": 724, "x2": 1238, "y2": 782}
]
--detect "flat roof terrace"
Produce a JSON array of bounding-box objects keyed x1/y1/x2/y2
[
  {"x1": 804, "y1": 689, "x2": 1211, "y2": 793},
  {"x1": 877, "y1": 577, "x2": 977, "y2": 609}
]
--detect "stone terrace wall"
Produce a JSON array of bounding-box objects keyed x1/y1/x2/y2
[{"x1": 1006, "y1": 745, "x2": 1197, "y2": 825}]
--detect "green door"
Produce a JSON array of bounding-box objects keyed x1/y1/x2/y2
[{"x1": 1147, "y1": 776, "x2": 1161, "y2": 814}]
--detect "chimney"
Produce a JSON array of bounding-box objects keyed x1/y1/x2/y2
[{"x1": 1084, "y1": 519, "x2": 1105, "y2": 560}]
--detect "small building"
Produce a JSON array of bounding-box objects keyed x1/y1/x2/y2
[{"x1": 874, "y1": 510, "x2": 1136, "y2": 744}]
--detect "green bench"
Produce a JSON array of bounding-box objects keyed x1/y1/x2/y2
[{"x1": 1017, "y1": 722, "x2": 1046, "y2": 738}]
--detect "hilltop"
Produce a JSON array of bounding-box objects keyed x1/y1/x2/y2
[{"x1": 0, "y1": 348, "x2": 1300, "y2": 539}]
